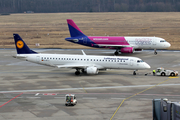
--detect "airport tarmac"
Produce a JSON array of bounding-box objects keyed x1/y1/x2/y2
[{"x1": 0, "y1": 49, "x2": 179, "y2": 120}]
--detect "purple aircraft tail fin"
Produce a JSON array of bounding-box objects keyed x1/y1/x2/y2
[{"x1": 67, "y1": 19, "x2": 85, "y2": 37}]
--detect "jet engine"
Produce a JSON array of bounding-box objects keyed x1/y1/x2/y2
[
  {"x1": 121, "y1": 47, "x2": 134, "y2": 53},
  {"x1": 135, "y1": 49, "x2": 143, "y2": 51},
  {"x1": 86, "y1": 67, "x2": 99, "y2": 75}
]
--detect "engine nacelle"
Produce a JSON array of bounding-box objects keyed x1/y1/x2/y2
[
  {"x1": 86, "y1": 67, "x2": 99, "y2": 75},
  {"x1": 135, "y1": 49, "x2": 143, "y2": 51},
  {"x1": 121, "y1": 47, "x2": 134, "y2": 53}
]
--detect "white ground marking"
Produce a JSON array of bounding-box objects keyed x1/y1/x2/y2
[
  {"x1": 54, "y1": 97, "x2": 64, "y2": 99},
  {"x1": 83, "y1": 97, "x2": 97, "y2": 99},
  {"x1": 0, "y1": 83, "x2": 180, "y2": 93},
  {"x1": 111, "y1": 98, "x2": 125, "y2": 99},
  {"x1": 35, "y1": 93, "x2": 39, "y2": 96},
  {"x1": 26, "y1": 97, "x2": 41, "y2": 99}
]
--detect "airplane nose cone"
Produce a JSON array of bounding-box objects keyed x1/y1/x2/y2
[
  {"x1": 144, "y1": 63, "x2": 151, "y2": 69},
  {"x1": 167, "y1": 42, "x2": 171, "y2": 47}
]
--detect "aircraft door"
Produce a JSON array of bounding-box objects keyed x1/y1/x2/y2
[
  {"x1": 153, "y1": 38, "x2": 156, "y2": 46},
  {"x1": 36, "y1": 56, "x2": 40, "y2": 63},
  {"x1": 130, "y1": 59, "x2": 134, "y2": 66}
]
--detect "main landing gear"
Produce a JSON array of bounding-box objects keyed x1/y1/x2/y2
[
  {"x1": 75, "y1": 69, "x2": 80, "y2": 75},
  {"x1": 75, "y1": 69, "x2": 86, "y2": 75},
  {"x1": 154, "y1": 49, "x2": 157, "y2": 55},
  {"x1": 114, "y1": 50, "x2": 120, "y2": 55}
]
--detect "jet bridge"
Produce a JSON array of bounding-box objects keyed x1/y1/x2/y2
[{"x1": 153, "y1": 98, "x2": 180, "y2": 120}]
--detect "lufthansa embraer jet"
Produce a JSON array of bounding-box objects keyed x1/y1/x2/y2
[
  {"x1": 13, "y1": 34, "x2": 150, "y2": 75},
  {"x1": 65, "y1": 19, "x2": 171, "y2": 55}
]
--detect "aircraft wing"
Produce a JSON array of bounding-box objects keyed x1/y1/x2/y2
[
  {"x1": 56, "y1": 64, "x2": 104, "y2": 69},
  {"x1": 97, "y1": 44, "x2": 140, "y2": 49},
  {"x1": 97, "y1": 44, "x2": 133, "y2": 48},
  {"x1": 56, "y1": 64, "x2": 89, "y2": 69}
]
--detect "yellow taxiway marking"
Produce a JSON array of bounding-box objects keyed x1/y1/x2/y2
[
  {"x1": 110, "y1": 78, "x2": 173, "y2": 120},
  {"x1": 169, "y1": 76, "x2": 179, "y2": 78},
  {"x1": 79, "y1": 81, "x2": 87, "y2": 93}
]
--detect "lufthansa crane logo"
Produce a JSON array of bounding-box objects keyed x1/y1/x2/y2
[{"x1": 16, "y1": 40, "x2": 24, "y2": 49}]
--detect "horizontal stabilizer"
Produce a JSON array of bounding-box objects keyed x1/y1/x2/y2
[{"x1": 13, "y1": 55, "x2": 26, "y2": 58}]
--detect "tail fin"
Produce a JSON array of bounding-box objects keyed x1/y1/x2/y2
[
  {"x1": 13, "y1": 34, "x2": 37, "y2": 54},
  {"x1": 67, "y1": 19, "x2": 85, "y2": 37}
]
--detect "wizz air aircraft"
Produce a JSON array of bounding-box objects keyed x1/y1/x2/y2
[
  {"x1": 13, "y1": 34, "x2": 150, "y2": 75},
  {"x1": 65, "y1": 19, "x2": 171, "y2": 55}
]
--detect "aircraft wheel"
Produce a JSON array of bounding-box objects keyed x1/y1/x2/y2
[
  {"x1": 75, "y1": 71, "x2": 80, "y2": 75},
  {"x1": 114, "y1": 51, "x2": 119, "y2": 55},
  {"x1": 133, "y1": 71, "x2": 136, "y2": 75},
  {"x1": 154, "y1": 52, "x2": 157, "y2": 55}
]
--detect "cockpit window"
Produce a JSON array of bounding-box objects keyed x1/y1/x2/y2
[
  {"x1": 160, "y1": 40, "x2": 166, "y2": 42},
  {"x1": 137, "y1": 60, "x2": 144, "y2": 63}
]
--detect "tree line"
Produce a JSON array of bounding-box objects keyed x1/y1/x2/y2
[{"x1": 0, "y1": 0, "x2": 180, "y2": 13}]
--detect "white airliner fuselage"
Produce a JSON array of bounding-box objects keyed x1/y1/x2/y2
[
  {"x1": 15, "y1": 53, "x2": 150, "y2": 75},
  {"x1": 13, "y1": 34, "x2": 150, "y2": 75}
]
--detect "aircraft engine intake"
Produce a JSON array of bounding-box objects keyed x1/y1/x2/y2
[
  {"x1": 121, "y1": 47, "x2": 134, "y2": 53},
  {"x1": 86, "y1": 67, "x2": 99, "y2": 75},
  {"x1": 135, "y1": 49, "x2": 143, "y2": 51}
]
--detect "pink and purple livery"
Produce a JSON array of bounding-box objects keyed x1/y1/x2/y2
[{"x1": 65, "y1": 19, "x2": 171, "y2": 55}]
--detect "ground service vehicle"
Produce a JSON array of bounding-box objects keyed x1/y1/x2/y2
[
  {"x1": 65, "y1": 94, "x2": 77, "y2": 106},
  {"x1": 156, "y1": 67, "x2": 178, "y2": 76}
]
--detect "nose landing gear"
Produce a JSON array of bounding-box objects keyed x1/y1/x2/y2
[
  {"x1": 154, "y1": 49, "x2": 157, "y2": 55},
  {"x1": 133, "y1": 70, "x2": 137, "y2": 75}
]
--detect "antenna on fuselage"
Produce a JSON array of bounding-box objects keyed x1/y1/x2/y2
[{"x1": 81, "y1": 50, "x2": 86, "y2": 55}]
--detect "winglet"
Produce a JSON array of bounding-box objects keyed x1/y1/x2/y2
[
  {"x1": 13, "y1": 34, "x2": 37, "y2": 54},
  {"x1": 81, "y1": 50, "x2": 86, "y2": 56}
]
